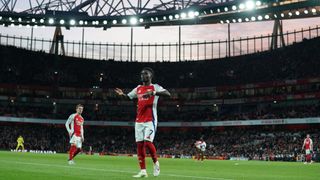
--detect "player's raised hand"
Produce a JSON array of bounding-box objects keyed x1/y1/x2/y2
[{"x1": 114, "y1": 88, "x2": 124, "y2": 96}]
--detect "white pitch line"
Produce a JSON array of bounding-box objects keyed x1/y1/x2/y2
[{"x1": 0, "y1": 160, "x2": 233, "y2": 180}]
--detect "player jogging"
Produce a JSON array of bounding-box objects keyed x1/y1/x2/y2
[
  {"x1": 302, "y1": 134, "x2": 313, "y2": 164},
  {"x1": 115, "y1": 67, "x2": 171, "y2": 178},
  {"x1": 16, "y1": 135, "x2": 24, "y2": 151},
  {"x1": 194, "y1": 138, "x2": 206, "y2": 161},
  {"x1": 65, "y1": 104, "x2": 85, "y2": 165}
]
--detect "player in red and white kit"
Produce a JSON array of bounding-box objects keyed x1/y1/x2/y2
[
  {"x1": 302, "y1": 134, "x2": 313, "y2": 164},
  {"x1": 115, "y1": 67, "x2": 171, "y2": 178},
  {"x1": 194, "y1": 138, "x2": 206, "y2": 162},
  {"x1": 65, "y1": 104, "x2": 85, "y2": 165}
]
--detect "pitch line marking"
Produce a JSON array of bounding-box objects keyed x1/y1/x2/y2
[{"x1": 0, "y1": 160, "x2": 233, "y2": 180}]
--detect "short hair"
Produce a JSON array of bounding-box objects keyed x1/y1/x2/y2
[
  {"x1": 142, "y1": 67, "x2": 154, "y2": 77},
  {"x1": 76, "y1": 104, "x2": 84, "y2": 109}
]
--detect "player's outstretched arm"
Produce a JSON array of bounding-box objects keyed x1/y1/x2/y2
[{"x1": 155, "y1": 90, "x2": 171, "y2": 97}]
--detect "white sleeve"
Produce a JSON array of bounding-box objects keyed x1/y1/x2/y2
[
  {"x1": 81, "y1": 125, "x2": 84, "y2": 139},
  {"x1": 154, "y1": 84, "x2": 166, "y2": 93},
  {"x1": 127, "y1": 86, "x2": 138, "y2": 100},
  {"x1": 65, "y1": 114, "x2": 75, "y2": 134}
]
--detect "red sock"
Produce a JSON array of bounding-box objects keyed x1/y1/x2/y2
[
  {"x1": 69, "y1": 145, "x2": 77, "y2": 160},
  {"x1": 307, "y1": 154, "x2": 311, "y2": 162},
  {"x1": 145, "y1": 141, "x2": 158, "y2": 163},
  {"x1": 73, "y1": 148, "x2": 81, "y2": 158},
  {"x1": 137, "y1": 142, "x2": 146, "y2": 169}
]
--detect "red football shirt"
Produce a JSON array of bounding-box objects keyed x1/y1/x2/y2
[{"x1": 128, "y1": 84, "x2": 166, "y2": 123}]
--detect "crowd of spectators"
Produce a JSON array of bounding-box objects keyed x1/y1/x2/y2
[
  {"x1": 0, "y1": 102, "x2": 319, "y2": 122},
  {"x1": 0, "y1": 123, "x2": 319, "y2": 162},
  {"x1": 0, "y1": 38, "x2": 320, "y2": 89}
]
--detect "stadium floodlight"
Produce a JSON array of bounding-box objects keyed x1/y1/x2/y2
[
  {"x1": 232, "y1": 19, "x2": 236, "y2": 23},
  {"x1": 256, "y1": 1, "x2": 262, "y2": 6},
  {"x1": 34, "y1": 25, "x2": 38, "y2": 28},
  {"x1": 31, "y1": 18, "x2": 36, "y2": 22},
  {"x1": 274, "y1": 14, "x2": 278, "y2": 18},
  {"x1": 251, "y1": 16, "x2": 256, "y2": 21},
  {"x1": 217, "y1": 8, "x2": 221, "y2": 13},
  {"x1": 295, "y1": 11, "x2": 300, "y2": 16},
  {"x1": 10, "y1": 23, "x2": 14, "y2": 27},
  {"x1": 239, "y1": 3, "x2": 245, "y2": 10},
  {"x1": 188, "y1": 11, "x2": 195, "y2": 18},
  {"x1": 151, "y1": 17, "x2": 154, "y2": 22},
  {"x1": 288, "y1": 12, "x2": 293, "y2": 16},
  {"x1": 304, "y1": 10, "x2": 309, "y2": 14},
  {"x1": 48, "y1": 18, "x2": 54, "y2": 24},
  {"x1": 174, "y1": 14, "x2": 180, "y2": 19},
  {"x1": 224, "y1": 7, "x2": 229, "y2": 12},
  {"x1": 122, "y1": 19, "x2": 127, "y2": 24},
  {"x1": 264, "y1": 15, "x2": 270, "y2": 19},
  {"x1": 112, "y1": 20, "x2": 117, "y2": 24},
  {"x1": 18, "y1": 18, "x2": 22, "y2": 22},
  {"x1": 18, "y1": 24, "x2": 22, "y2": 28},
  {"x1": 95, "y1": 21, "x2": 99, "y2": 25},
  {"x1": 79, "y1": 20, "x2": 84, "y2": 25},
  {"x1": 40, "y1": 19, "x2": 44, "y2": 23},
  {"x1": 220, "y1": 20, "x2": 224, "y2": 24},
  {"x1": 84, "y1": 21, "x2": 88, "y2": 25},
  {"x1": 232, "y1": 5, "x2": 237, "y2": 11},
  {"x1": 163, "y1": 16, "x2": 167, "y2": 20},
  {"x1": 258, "y1": 15, "x2": 263, "y2": 20},
  {"x1": 180, "y1": 13, "x2": 187, "y2": 19},
  {"x1": 169, "y1": 15, "x2": 173, "y2": 20},
  {"x1": 130, "y1": 17, "x2": 137, "y2": 25},
  {"x1": 280, "y1": 13, "x2": 284, "y2": 17},
  {"x1": 0, "y1": 16, "x2": 2, "y2": 20},
  {"x1": 8, "y1": 17, "x2": 12, "y2": 21},
  {"x1": 311, "y1": 8, "x2": 316, "y2": 13},
  {"x1": 246, "y1": 1, "x2": 255, "y2": 10},
  {"x1": 70, "y1": 19, "x2": 76, "y2": 25},
  {"x1": 245, "y1": 17, "x2": 249, "y2": 21},
  {"x1": 59, "y1": 20, "x2": 65, "y2": 25},
  {"x1": 210, "y1": 10, "x2": 213, "y2": 14},
  {"x1": 238, "y1": 18, "x2": 242, "y2": 22},
  {"x1": 226, "y1": 20, "x2": 230, "y2": 23},
  {"x1": 139, "y1": 18, "x2": 144, "y2": 23},
  {"x1": 194, "y1": 11, "x2": 200, "y2": 16},
  {"x1": 26, "y1": 24, "x2": 30, "y2": 28},
  {"x1": 103, "y1": 20, "x2": 108, "y2": 25},
  {"x1": 155, "y1": 17, "x2": 159, "y2": 21}
]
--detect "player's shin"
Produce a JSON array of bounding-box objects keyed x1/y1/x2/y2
[
  {"x1": 145, "y1": 141, "x2": 158, "y2": 163},
  {"x1": 69, "y1": 145, "x2": 77, "y2": 160},
  {"x1": 137, "y1": 142, "x2": 146, "y2": 169},
  {"x1": 73, "y1": 148, "x2": 82, "y2": 158}
]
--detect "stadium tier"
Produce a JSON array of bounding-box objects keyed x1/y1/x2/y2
[{"x1": 0, "y1": 37, "x2": 320, "y2": 122}]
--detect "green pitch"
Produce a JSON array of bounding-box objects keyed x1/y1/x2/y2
[{"x1": 0, "y1": 151, "x2": 318, "y2": 180}]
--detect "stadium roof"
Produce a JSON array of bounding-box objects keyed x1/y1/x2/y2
[{"x1": 0, "y1": 0, "x2": 319, "y2": 28}]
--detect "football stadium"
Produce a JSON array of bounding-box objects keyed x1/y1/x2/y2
[{"x1": 0, "y1": 0, "x2": 320, "y2": 179}]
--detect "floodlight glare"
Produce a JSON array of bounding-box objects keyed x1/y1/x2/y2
[
  {"x1": 232, "y1": 5, "x2": 237, "y2": 11},
  {"x1": 59, "y1": 19, "x2": 65, "y2": 25},
  {"x1": 246, "y1": 1, "x2": 255, "y2": 10},
  {"x1": 239, "y1": 3, "x2": 245, "y2": 10},
  {"x1": 181, "y1": 13, "x2": 187, "y2": 19},
  {"x1": 194, "y1": 11, "x2": 200, "y2": 16},
  {"x1": 256, "y1": 1, "x2": 262, "y2": 6},
  {"x1": 103, "y1": 20, "x2": 107, "y2": 25},
  {"x1": 188, "y1": 11, "x2": 195, "y2": 18},
  {"x1": 79, "y1": 20, "x2": 84, "y2": 25},
  {"x1": 139, "y1": 18, "x2": 144, "y2": 23},
  {"x1": 112, "y1": 20, "x2": 117, "y2": 24},
  {"x1": 48, "y1": 18, "x2": 54, "y2": 24},
  {"x1": 130, "y1": 17, "x2": 137, "y2": 24},
  {"x1": 70, "y1": 19, "x2": 76, "y2": 25},
  {"x1": 122, "y1": 19, "x2": 127, "y2": 24},
  {"x1": 264, "y1": 15, "x2": 270, "y2": 19}
]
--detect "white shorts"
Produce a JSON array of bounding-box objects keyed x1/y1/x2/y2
[
  {"x1": 306, "y1": 149, "x2": 311, "y2": 155},
  {"x1": 135, "y1": 121, "x2": 157, "y2": 142},
  {"x1": 70, "y1": 135, "x2": 82, "y2": 148}
]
